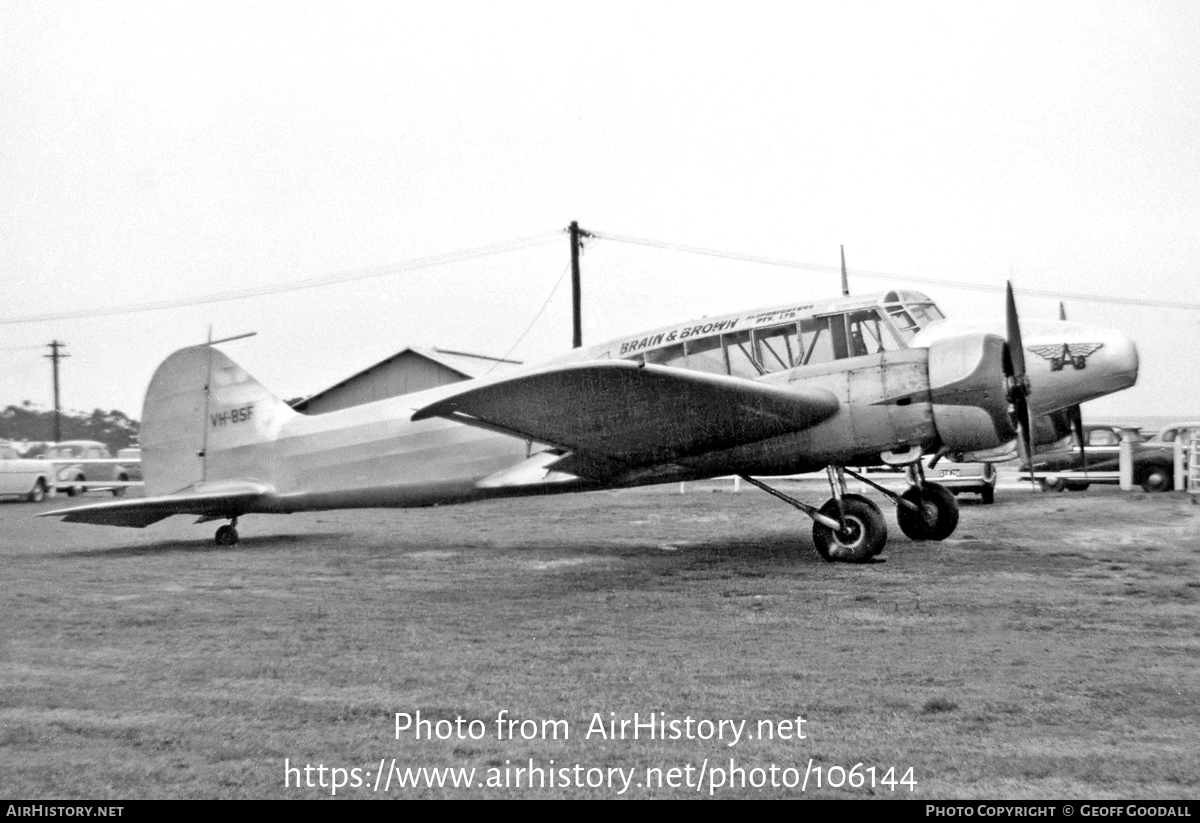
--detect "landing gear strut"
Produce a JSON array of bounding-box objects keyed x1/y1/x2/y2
[
  {"x1": 214, "y1": 518, "x2": 239, "y2": 546},
  {"x1": 740, "y1": 467, "x2": 887, "y2": 563}
]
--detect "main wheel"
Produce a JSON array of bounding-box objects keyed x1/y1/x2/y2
[
  {"x1": 897, "y1": 482, "x2": 960, "y2": 541},
  {"x1": 67, "y1": 474, "x2": 85, "y2": 497},
  {"x1": 1138, "y1": 466, "x2": 1173, "y2": 493},
  {"x1": 215, "y1": 525, "x2": 239, "y2": 546},
  {"x1": 812, "y1": 494, "x2": 887, "y2": 563},
  {"x1": 112, "y1": 473, "x2": 128, "y2": 498},
  {"x1": 27, "y1": 480, "x2": 46, "y2": 503}
]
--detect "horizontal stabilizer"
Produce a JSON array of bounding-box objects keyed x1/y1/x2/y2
[
  {"x1": 38, "y1": 481, "x2": 274, "y2": 528},
  {"x1": 412, "y1": 361, "x2": 839, "y2": 477}
]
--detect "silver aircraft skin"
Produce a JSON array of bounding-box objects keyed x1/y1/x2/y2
[{"x1": 43, "y1": 288, "x2": 1139, "y2": 561}]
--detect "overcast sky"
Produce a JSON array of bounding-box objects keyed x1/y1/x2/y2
[{"x1": 2, "y1": 1, "x2": 1198, "y2": 424}]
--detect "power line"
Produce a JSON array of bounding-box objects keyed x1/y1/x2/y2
[
  {"x1": 489, "y1": 262, "x2": 572, "y2": 374},
  {"x1": 589, "y1": 230, "x2": 1200, "y2": 312},
  {"x1": 0, "y1": 232, "x2": 563, "y2": 326}
]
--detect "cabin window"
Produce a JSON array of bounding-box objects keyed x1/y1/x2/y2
[
  {"x1": 645, "y1": 343, "x2": 686, "y2": 368},
  {"x1": 754, "y1": 324, "x2": 798, "y2": 372},
  {"x1": 724, "y1": 330, "x2": 763, "y2": 378},
  {"x1": 799, "y1": 316, "x2": 835, "y2": 366},
  {"x1": 685, "y1": 336, "x2": 726, "y2": 375},
  {"x1": 847, "y1": 309, "x2": 903, "y2": 354}
]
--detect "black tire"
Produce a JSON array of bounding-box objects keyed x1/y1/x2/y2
[
  {"x1": 112, "y1": 474, "x2": 128, "y2": 498},
  {"x1": 980, "y1": 486, "x2": 994, "y2": 505},
  {"x1": 812, "y1": 494, "x2": 886, "y2": 563},
  {"x1": 1065, "y1": 481, "x2": 1090, "y2": 492},
  {"x1": 215, "y1": 525, "x2": 239, "y2": 546},
  {"x1": 66, "y1": 475, "x2": 85, "y2": 497},
  {"x1": 897, "y1": 483, "x2": 960, "y2": 541},
  {"x1": 1039, "y1": 477, "x2": 1066, "y2": 493},
  {"x1": 27, "y1": 480, "x2": 46, "y2": 503},
  {"x1": 1139, "y1": 466, "x2": 1173, "y2": 493}
]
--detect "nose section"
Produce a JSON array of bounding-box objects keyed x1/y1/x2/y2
[
  {"x1": 1024, "y1": 322, "x2": 1139, "y2": 413},
  {"x1": 1101, "y1": 333, "x2": 1139, "y2": 390}
]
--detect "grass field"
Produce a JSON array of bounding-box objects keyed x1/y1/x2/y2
[{"x1": 2, "y1": 482, "x2": 1198, "y2": 799}]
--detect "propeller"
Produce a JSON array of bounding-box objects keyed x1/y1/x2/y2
[
  {"x1": 1058, "y1": 302, "x2": 1088, "y2": 482},
  {"x1": 1068, "y1": 403, "x2": 1087, "y2": 482},
  {"x1": 1005, "y1": 282, "x2": 1036, "y2": 488}
]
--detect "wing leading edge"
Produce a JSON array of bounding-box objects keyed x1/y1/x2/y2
[
  {"x1": 37, "y1": 481, "x2": 274, "y2": 528},
  {"x1": 412, "y1": 361, "x2": 840, "y2": 478}
]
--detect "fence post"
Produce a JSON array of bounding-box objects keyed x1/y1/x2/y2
[
  {"x1": 1119, "y1": 440, "x2": 1133, "y2": 491},
  {"x1": 1175, "y1": 440, "x2": 1186, "y2": 491}
]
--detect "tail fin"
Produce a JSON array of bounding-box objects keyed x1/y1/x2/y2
[{"x1": 140, "y1": 345, "x2": 298, "y2": 496}]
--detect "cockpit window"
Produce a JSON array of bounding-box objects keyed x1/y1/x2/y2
[{"x1": 885, "y1": 301, "x2": 943, "y2": 342}]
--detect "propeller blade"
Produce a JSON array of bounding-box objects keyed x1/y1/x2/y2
[
  {"x1": 1006, "y1": 281, "x2": 1027, "y2": 383},
  {"x1": 1004, "y1": 282, "x2": 1037, "y2": 489}
]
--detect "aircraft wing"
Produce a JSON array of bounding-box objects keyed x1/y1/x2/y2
[
  {"x1": 37, "y1": 481, "x2": 273, "y2": 528},
  {"x1": 412, "y1": 361, "x2": 839, "y2": 478}
]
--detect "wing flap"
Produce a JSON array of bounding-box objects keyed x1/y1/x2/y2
[
  {"x1": 413, "y1": 361, "x2": 839, "y2": 476},
  {"x1": 38, "y1": 481, "x2": 273, "y2": 528}
]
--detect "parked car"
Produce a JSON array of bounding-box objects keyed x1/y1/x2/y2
[
  {"x1": 44, "y1": 440, "x2": 134, "y2": 497},
  {"x1": 116, "y1": 447, "x2": 143, "y2": 482},
  {"x1": 0, "y1": 443, "x2": 55, "y2": 502},
  {"x1": 1022, "y1": 423, "x2": 1180, "y2": 492},
  {"x1": 906, "y1": 455, "x2": 997, "y2": 504},
  {"x1": 1145, "y1": 421, "x2": 1200, "y2": 447}
]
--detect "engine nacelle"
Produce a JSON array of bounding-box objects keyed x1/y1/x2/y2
[{"x1": 926, "y1": 333, "x2": 1015, "y2": 452}]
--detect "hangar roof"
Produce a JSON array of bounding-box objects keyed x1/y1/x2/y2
[{"x1": 291, "y1": 346, "x2": 522, "y2": 411}]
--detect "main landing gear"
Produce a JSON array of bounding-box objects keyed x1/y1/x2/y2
[
  {"x1": 741, "y1": 468, "x2": 887, "y2": 563},
  {"x1": 214, "y1": 518, "x2": 240, "y2": 546},
  {"x1": 741, "y1": 463, "x2": 962, "y2": 562}
]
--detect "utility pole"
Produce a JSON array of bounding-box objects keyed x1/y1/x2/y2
[
  {"x1": 569, "y1": 221, "x2": 591, "y2": 348},
  {"x1": 45, "y1": 340, "x2": 69, "y2": 442}
]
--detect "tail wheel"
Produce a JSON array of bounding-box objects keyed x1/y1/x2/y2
[
  {"x1": 812, "y1": 494, "x2": 886, "y2": 563},
  {"x1": 112, "y1": 474, "x2": 128, "y2": 498},
  {"x1": 897, "y1": 482, "x2": 960, "y2": 541},
  {"x1": 28, "y1": 480, "x2": 46, "y2": 503},
  {"x1": 215, "y1": 525, "x2": 239, "y2": 546},
  {"x1": 67, "y1": 475, "x2": 85, "y2": 497}
]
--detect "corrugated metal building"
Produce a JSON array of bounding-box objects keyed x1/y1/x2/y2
[{"x1": 291, "y1": 347, "x2": 522, "y2": 415}]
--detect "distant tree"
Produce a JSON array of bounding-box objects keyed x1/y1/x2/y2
[{"x1": 0, "y1": 404, "x2": 139, "y2": 452}]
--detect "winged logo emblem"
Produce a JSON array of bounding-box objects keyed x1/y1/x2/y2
[{"x1": 1027, "y1": 343, "x2": 1104, "y2": 371}]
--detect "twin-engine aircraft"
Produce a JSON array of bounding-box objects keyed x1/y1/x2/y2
[{"x1": 43, "y1": 285, "x2": 1138, "y2": 562}]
